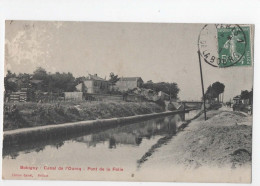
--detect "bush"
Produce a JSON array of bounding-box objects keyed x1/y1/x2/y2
[
  {"x1": 154, "y1": 99, "x2": 166, "y2": 110},
  {"x1": 4, "y1": 104, "x2": 29, "y2": 129},
  {"x1": 233, "y1": 104, "x2": 251, "y2": 113},
  {"x1": 209, "y1": 103, "x2": 222, "y2": 110}
]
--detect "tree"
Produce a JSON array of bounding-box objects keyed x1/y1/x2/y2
[
  {"x1": 206, "y1": 82, "x2": 225, "y2": 102},
  {"x1": 141, "y1": 82, "x2": 180, "y2": 100},
  {"x1": 75, "y1": 76, "x2": 87, "y2": 85},
  {"x1": 6, "y1": 70, "x2": 16, "y2": 78},
  {"x1": 17, "y1": 73, "x2": 31, "y2": 89},
  {"x1": 49, "y1": 72, "x2": 76, "y2": 93},
  {"x1": 249, "y1": 88, "x2": 253, "y2": 105},
  {"x1": 240, "y1": 90, "x2": 249, "y2": 99},
  {"x1": 32, "y1": 67, "x2": 77, "y2": 93},
  {"x1": 33, "y1": 67, "x2": 48, "y2": 80},
  {"x1": 108, "y1": 72, "x2": 120, "y2": 85},
  {"x1": 240, "y1": 89, "x2": 253, "y2": 105},
  {"x1": 108, "y1": 72, "x2": 120, "y2": 92},
  {"x1": 32, "y1": 67, "x2": 49, "y2": 91},
  {"x1": 205, "y1": 85, "x2": 218, "y2": 102},
  {"x1": 4, "y1": 70, "x2": 18, "y2": 93}
]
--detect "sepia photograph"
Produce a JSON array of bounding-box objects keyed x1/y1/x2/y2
[{"x1": 2, "y1": 20, "x2": 254, "y2": 183}]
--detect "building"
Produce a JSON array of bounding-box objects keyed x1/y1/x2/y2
[
  {"x1": 233, "y1": 95, "x2": 241, "y2": 104},
  {"x1": 114, "y1": 77, "x2": 143, "y2": 92},
  {"x1": 233, "y1": 94, "x2": 252, "y2": 105},
  {"x1": 76, "y1": 74, "x2": 110, "y2": 94}
]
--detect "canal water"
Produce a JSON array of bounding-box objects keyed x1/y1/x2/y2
[{"x1": 2, "y1": 110, "x2": 200, "y2": 180}]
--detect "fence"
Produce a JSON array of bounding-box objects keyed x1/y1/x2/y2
[{"x1": 9, "y1": 89, "x2": 28, "y2": 102}]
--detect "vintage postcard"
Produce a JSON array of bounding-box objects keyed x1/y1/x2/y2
[{"x1": 2, "y1": 21, "x2": 254, "y2": 183}]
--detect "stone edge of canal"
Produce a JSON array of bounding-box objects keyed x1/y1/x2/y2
[{"x1": 3, "y1": 109, "x2": 195, "y2": 146}]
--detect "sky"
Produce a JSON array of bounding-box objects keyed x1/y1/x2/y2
[{"x1": 4, "y1": 21, "x2": 254, "y2": 101}]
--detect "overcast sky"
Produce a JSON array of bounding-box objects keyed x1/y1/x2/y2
[{"x1": 5, "y1": 21, "x2": 254, "y2": 101}]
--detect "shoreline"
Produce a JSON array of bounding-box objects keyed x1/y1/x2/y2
[{"x1": 3, "y1": 109, "x2": 192, "y2": 146}]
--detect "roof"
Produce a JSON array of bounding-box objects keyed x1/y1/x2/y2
[
  {"x1": 87, "y1": 74, "x2": 107, "y2": 81},
  {"x1": 119, "y1": 77, "x2": 143, "y2": 82}
]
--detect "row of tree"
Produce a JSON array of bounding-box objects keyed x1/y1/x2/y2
[
  {"x1": 5, "y1": 67, "x2": 77, "y2": 93},
  {"x1": 5, "y1": 67, "x2": 180, "y2": 100},
  {"x1": 204, "y1": 81, "x2": 225, "y2": 103}
]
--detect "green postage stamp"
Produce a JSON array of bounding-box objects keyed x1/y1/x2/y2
[
  {"x1": 217, "y1": 26, "x2": 252, "y2": 67},
  {"x1": 198, "y1": 24, "x2": 253, "y2": 68}
]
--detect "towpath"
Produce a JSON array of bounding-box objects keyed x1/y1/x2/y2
[{"x1": 137, "y1": 109, "x2": 252, "y2": 183}]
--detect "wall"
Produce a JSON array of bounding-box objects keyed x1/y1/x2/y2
[
  {"x1": 92, "y1": 80, "x2": 109, "y2": 94},
  {"x1": 115, "y1": 80, "x2": 138, "y2": 92},
  {"x1": 84, "y1": 80, "x2": 94, "y2": 93},
  {"x1": 83, "y1": 80, "x2": 109, "y2": 94}
]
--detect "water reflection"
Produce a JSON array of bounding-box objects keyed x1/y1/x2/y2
[
  {"x1": 5, "y1": 109, "x2": 204, "y2": 160},
  {"x1": 3, "y1": 113, "x2": 187, "y2": 160},
  {"x1": 73, "y1": 114, "x2": 181, "y2": 149}
]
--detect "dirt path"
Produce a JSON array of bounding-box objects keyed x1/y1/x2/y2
[{"x1": 137, "y1": 109, "x2": 252, "y2": 183}]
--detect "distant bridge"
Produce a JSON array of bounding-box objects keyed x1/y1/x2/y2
[{"x1": 177, "y1": 101, "x2": 203, "y2": 111}]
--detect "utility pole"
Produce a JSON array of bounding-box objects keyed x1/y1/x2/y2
[
  {"x1": 169, "y1": 84, "x2": 172, "y2": 101},
  {"x1": 198, "y1": 50, "x2": 207, "y2": 121}
]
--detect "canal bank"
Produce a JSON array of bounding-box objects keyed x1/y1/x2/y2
[
  {"x1": 3, "y1": 101, "x2": 165, "y2": 131},
  {"x1": 3, "y1": 108, "x2": 195, "y2": 146},
  {"x1": 138, "y1": 109, "x2": 252, "y2": 183}
]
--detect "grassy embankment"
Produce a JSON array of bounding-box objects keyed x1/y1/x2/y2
[
  {"x1": 141, "y1": 109, "x2": 252, "y2": 169},
  {"x1": 3, "y1": 101, "x2": 165, "y2": 131}
]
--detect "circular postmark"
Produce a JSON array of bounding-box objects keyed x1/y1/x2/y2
[{"x1": 198, "y1": 24, "x2": 247, "y2": 68}]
